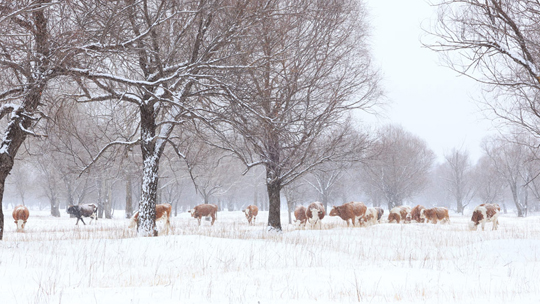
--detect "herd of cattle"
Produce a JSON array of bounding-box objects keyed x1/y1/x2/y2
[{"x1": 9, "y1": 201, "x2": 501, "y2": 233}]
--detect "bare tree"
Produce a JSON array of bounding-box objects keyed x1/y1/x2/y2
[
  {"x1": 482, "y1": 134, "x2": 533, "y2": 217},
  {"x1": 0, "y1": 1, "x2": 85, "y2": 239},
  {"x1": 473, "y1": 155, "x2": 507, "y2": 212},
  {"x1": 68, "y1": 0, "x2": 267, "y2": 236},
  {"x1": 361, "y1": 125, "x2": 435, "y2": 210},
  {"x1": 304, "y1": 162, "x2": 349, "y2": 212},
  {"x1": 441, "y1": 148, "x2": 475, "y2": 214},
  {"x1": 427, "y1": 1, "x2": 540, "y2": 137},
  {"x1": 208, "y1": 0, "x2": 380, "y2": 231}
]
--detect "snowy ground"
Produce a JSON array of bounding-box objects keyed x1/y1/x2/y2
[{"x1": 1, "y1": 208, "x2": 540, "y2": 304}]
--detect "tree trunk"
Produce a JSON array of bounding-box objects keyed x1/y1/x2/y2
[
  {"x1": 97, "y1": 179, "x2": 105, "y2": 218},
  {"x1": 50, "y1": 194, "x2": 60, "y2": 217},
  {"x1": 125, "y1": 177, "x2": 133, "y2": 218},
  {"x1": 136, "y1": 103, "x2": 159, "y2": 237},
  {"x1": 105, "y1": 182, "x2": 112, "y2": 219},
  {"x1": 287, "y1": 200, "x2": 293, "y2": 225},
  {"x1": 0, "y1": 175, "x2": 6, "y2": 240},
  {"x1": 266, "y1": 179, "x2": 282, "y2": 231}
]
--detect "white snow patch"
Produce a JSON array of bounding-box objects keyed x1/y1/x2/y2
[{"x1": 1, "y1": 209, "x2": 540, "y2": 303}]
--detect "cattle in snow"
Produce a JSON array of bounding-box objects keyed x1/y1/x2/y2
[
  {"x1": 67, "y1": 204, "x2": 98, "y2": 225},
  {"x1": 12, "y1": 205, "x2": 29, "y2": 232},
  {"x1": 387, "y1": 206, "x2": 411, "y2": 223},
  {"x1": 189, "y1": 204, "x2": 218, "y2": 225},
  {"x1": 306, "y1": 202, "x2": 325, "y2": 229},
  {"x1": 374, "y1": 207, "x2": 384, "y2": 222},
  {"x1": 129, "y1": 203, "x2": 172, "y2": 234},
  {"x1": 243, "y1": 205, "x2": 259, "y2": 225},
  {"x1": 469, "y1": 203, "x2": 500, "y2": 231},
  {"x1": 294, "y1": 205, "x2": 308, "y2": 228},
  {"x1": 329, "y1": 201, "x2": 367, "y2": 227},
  {"x1": 362, "y1": 207, "x2": 379, "y2": 226},
  {"x1": 407, "y1": 205, "x2": 426, "y2": 223},
  {"x1": 420, "y1": 207, "x2": 450, "y2": 224}
]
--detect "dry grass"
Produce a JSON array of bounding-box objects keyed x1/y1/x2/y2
[{"x1": 1, "y1": 210, "x2": 540, "y2": 303}]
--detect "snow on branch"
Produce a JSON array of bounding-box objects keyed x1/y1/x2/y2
[{"x1": 79, "y1": 138, "x2": 140, "y2": 177}]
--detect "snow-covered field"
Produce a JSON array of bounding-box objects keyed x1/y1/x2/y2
[{"x1": 1, "y1": 208, "x2": 540, "y2": 304}]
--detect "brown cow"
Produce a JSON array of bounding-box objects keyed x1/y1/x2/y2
[
  {"x1": 12, "y1": 205, "x2": 29, "y2": 232},
  {"x1": 306, "y1": 202, "x2": 325, "y2": 229},
  {"x1": 294, "y1": 205, "x2": 308, "y2": 228},
  {"x1": 374, "y1": 207, "x2": 384, "y2": 222},
  {"x1": 129, "y1": 203, "x2": 172, "y2": 234},
  {"x1": 362, "y1": 207, "x2": 378, "y2": 226},
  {"x1": 420, "y1": 207, "x2": 449, "y2": 224},
  {"x1": 243, "y1": 205, "x2": 259, "y2": 225},
  {"x1": 469, "y1": 203, "x2": 500, "y2": 231},
  {"x1": 387, "y1": 206, "x2": 411, "y2": 223},
  {"x1": 406, "y1": 205, "x2": 426, "y2": 223},
  {"x1": 189, "y1": 204, "x2": 218, "y2": 226},
  {"x1": 329, "y1": 202, "x2": 367, "y2": 227}
]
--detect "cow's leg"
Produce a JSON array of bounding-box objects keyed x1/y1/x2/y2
[
  {"x1": 493, "y1": 219, "x2": 498, "y2": 230},
  {"x1": 481, "y1": 222, "x2": 485, "y2": 231},
  {"x1": 197, "y1": 217, "x2": 201, "y2": 226},
  {"x1": 211, "y1": 214, "x2": 215, "y2": 225},
  {"x1": 80, "y1": 217, "x2": 86, "y2": 225}
]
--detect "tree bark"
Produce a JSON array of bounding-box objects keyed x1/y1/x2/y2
[
  {"x1": 136, "y1": 103, "x2": 159, "y2": 237},
  {"x1": 266, "y1": 180, "x2": 282, "y2": 231},
  {"x1": 125, "y1": 177, "x2": 133, "y2": 218}
]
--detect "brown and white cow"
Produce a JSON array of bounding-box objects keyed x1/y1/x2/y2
[
  {"x1": 362, "y1": 207, "x2": 379, "y2": 226},
  {"x1": 387, "y1": 206, "x2": 411, "y2": 223},
  {"x1": 306, "y1": 202, "x2": 325, "y2": 229},
  {"x1": 189, "y1": 204, "x2": 218, "y2": 226},
  {"x1": 420, "y1": 207, "x2": 450, "y2": 224},
  {"x1": 374, "y1": 207, "x2": 384, "y2": 222},
  {"x1": 469, "y1": 203, "x2": 500, "y2": 231},
  {"x1": 294, "y1": 205, "x2": 308, "y2": 228},
  {"x1": 329, "y1": 201, "x2": 367, "y2": 227},
  {"x1": 406, "y1": 204, "x2": 426, "y2": 223},
  {"x1": 129, "y1": 203, "x2": 172, "y2": 234},
  {"x1": 243, "y1": 205, "x2": 259, "y2": 225},
  {"x1": 12, "y1": 205, "x2": 29, "y2": 232}
]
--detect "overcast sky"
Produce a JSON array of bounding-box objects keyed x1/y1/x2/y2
[{"x1": 363, "y1": 0, "x2": 494, "y2": 162}]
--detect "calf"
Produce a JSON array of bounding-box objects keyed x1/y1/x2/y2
[
  {"x1": 420, "y1": 207, "x2": 450, "y2": 224},
  {"x1": 12, "y1": 205, "x2": 29, "y2": 232},
  {"x1": 469, "y1": 203, "x2": 500, "y2": 231},
  {"x1": 306, "y1": 202, "x2": 325, "y2": 229},
  {"x1": 406, "y1": 204, "x2": 426, "y2": 223},
  {"x1": 67, "y1": 203, "x2": 98, "y2": 225},
  {"x1": 374, "y1": 207, "x2": 384, "y2": 222},
  {"x1": 243, "y1": 205, "x2": 259, "y2": 225},
  {"x1": 189, "y1": 204, "x2": 218, "y2": 225},
  {"x1": 362, "y1": 207, "x2": 379, "y2": 226},
  {"x1": 387, "y1": 206, "x2": 411, "y2": 223},
  {"x1": 294, "y1": 205, "x2": 308, "y2": 228},
  {"x1": 129, "y1": 203, "x2": 172, "y2": 234},
  {"x1": 329, "y1": 201, "x2": 367, "y2": 227}
]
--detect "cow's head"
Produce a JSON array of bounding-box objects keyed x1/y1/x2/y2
[
  {"x1": 14, "y1": 219, "x2": 26, "y2": 230},
  {"x1": 66, "y1": 205, "x2": 78, "y2": 215},
  {"x1": 188, "y1": 209, "x2": 197, "y2": 217},
  {"x1": 468, "y1": 221, "x2": 478, "y2": 231},
  {"x1": 329, "y1": 206, "x2": 340, "y2": 217}
]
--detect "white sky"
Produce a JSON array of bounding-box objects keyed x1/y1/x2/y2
[{"x1": 363, "y1": 0, "x2": 495, "y2": 162}]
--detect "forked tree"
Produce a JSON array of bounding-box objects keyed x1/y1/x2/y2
[
  {"x1": 68, "y1": 0, "x2": 268, "y2": 236},
  {"x1": 0, "y1": 1, "x2": 83, "y2": 240},
  {"x1": 207, "y1": 0, "x2": 380, "y2": 231}
]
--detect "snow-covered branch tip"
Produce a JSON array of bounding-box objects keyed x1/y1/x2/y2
[{"x1": 79, "y1": 138, "x2": 140, "y2": 177}]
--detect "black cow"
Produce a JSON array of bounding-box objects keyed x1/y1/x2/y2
[{"x1": 67, "y1": 204, "x2": 98, "y2": 225}]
